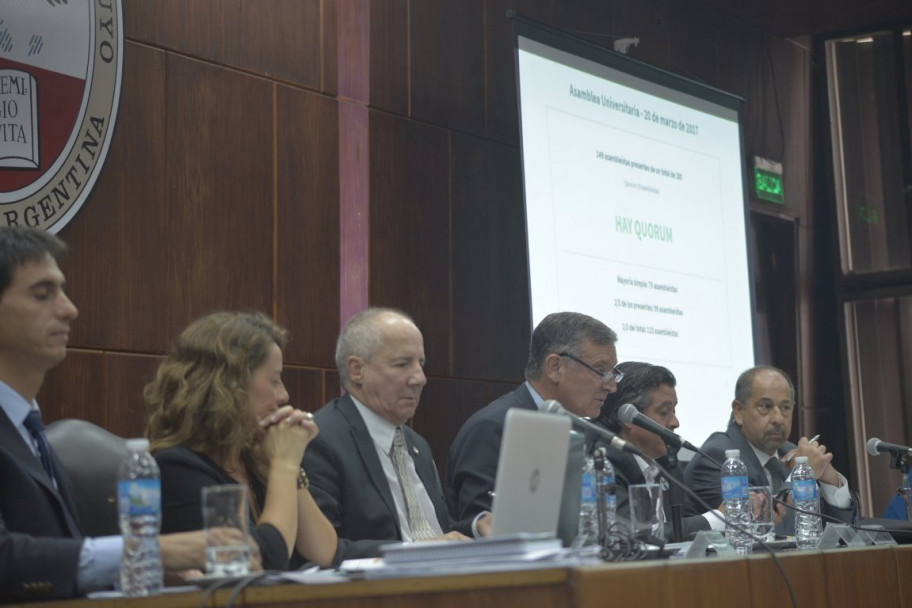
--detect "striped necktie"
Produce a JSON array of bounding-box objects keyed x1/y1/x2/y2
[
  {"x1": 24, "y1": 410, "x2": 55, "y2": 482},
  {"x1": 390, "y1": 427, "x2": 436, "y2": 540}
]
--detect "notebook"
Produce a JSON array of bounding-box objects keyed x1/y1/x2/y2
[{"x1": 489, "y1": 408, "x2": 572, "y2": 540}]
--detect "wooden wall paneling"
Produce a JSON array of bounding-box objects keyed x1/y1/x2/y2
[
  {"x1": 747, "y1": 550, "x2": 828, "y2": 607},
  {"x1": 412, "y1": 378, "x2": 489, "y2": 484},
  {"x1": 38, "y1": 350, "x2": 106, "y2": 428},
  {"x1": 222, "y1": 0, "x2": 325, "y2": 91},
  {"x1": 337, "y1": 0, "x2": 370, "y2": 103},
  {"x1": 58, "y1": 42, "x2": 170, "y2": 354},
  {"x1": 822, "y1": 547, "x2": 903, "y2": 607},
  {"x1": 368, "y1": 0, "x2": 409, "y2": 115},
  {"x1": 660, "y1": 1, "x2": 719, "y2": 87},
  {"x1": 410, "y1": 0, "x2": 486, "y2": 137},
  {"x1": 450, "y1": 133, "x2": 528, "y2": 382},
  {"x1": 338, "y1": 103, "x2": 371, "y2": 326},
  {"x1": 665, "y1": 557, "x2": 753, "y2": 607},
  {"x1": 274, "y1": 86, "x2": 340, "y2": 368},
  {"x1": 322, "y1": 0, "x2": 338, "y2": 96},
  {"x1": 103, "y1": 352, "x2": 163, "y2": 439},
  {"x1": 776, "y1": 36, "x2": 812, "y2": 221},
  {"x1": 368, "y1": 111, "x2": 451, "y2": 377},
  {"x1": 324, "y1": 369, "x2": 341, "y2": 403},
  {"x1": 165, "y1": 56, "x2": 274, "y2": 333},
  {"x1": 484, "y1": 0, "x2": 524, "y2": 146},
  {"x1": 280, "y1": 366, "x2": 325, "y2": 414},
  {"x1": 573, "y1": 562, "x2": 672, "y2": 606},
  {"x1": 123, "y1": 0, "x2": 224, "y2": 63},
  {"x1": 897, "y1": 545, "x2": 912, "y2": 605},
  {"x1": 481, "y1": 0, "x2": 566, "y2": 146},
  {"x1": 607, "y1": 0, "x2": 674, "y2": 73}
]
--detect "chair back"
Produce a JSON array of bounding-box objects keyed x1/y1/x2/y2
[{"x1": 46, "y1": 419, "x2": 128, "y2": 537}]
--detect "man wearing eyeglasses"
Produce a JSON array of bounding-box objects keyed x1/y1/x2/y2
[{"x1": 446, "y1": 312, "x2": 619, "y2": 529}]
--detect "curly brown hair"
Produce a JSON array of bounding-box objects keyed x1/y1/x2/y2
[{"x1": 145, "y1": 311, "x2": 288, "y2": 471}]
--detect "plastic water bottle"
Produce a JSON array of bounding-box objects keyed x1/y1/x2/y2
[
  {"x1": 593, "y1": 447, "x2": 617, "y2": 529},
  {"x1": 721, "y1": 449, "x2": 751, "y2": 554},
  {"x1": 118, "y1": 438, "x2": 163, "y2": 596},
  {"x1": 791, "y1": 456, "x2": 821, "y2": 550},
  {"x1": 577, "y1": 454, "x2": 599, "y2": 546}
]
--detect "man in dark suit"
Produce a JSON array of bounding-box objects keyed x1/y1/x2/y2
[
  {"x1": 0, "y1": 227, "x2": 217, "y2": 601},
  {"x1": 684, "y1": 366, "x2": 857, "y2": 535},
  {"x1": 303, "y1": 308, "x2": 482, "y2": 565},
  {"x1": 446, "y1": 312, "x2": 620, "y2": 529},
  {"x1": 596, "y1": 362, "x2": 716, "y2": 540}
]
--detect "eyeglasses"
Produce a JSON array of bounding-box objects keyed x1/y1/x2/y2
[{"x1": 558, "y1": 352, "x2": 624, "y2": 384}]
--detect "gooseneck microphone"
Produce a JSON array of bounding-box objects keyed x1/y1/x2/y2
[
  {"x1": 543, "y1": 399, "x2": 643, "y2": 457},
  {"x1": 867, "y1": 437, "x2": 912, "y2": 457},
  {"x1": 617, "y1": 403, "x2": 702, "y2": 453}
]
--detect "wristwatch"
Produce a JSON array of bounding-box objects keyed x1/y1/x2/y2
[{"x1": 296, "y1": 467, "x2": 310, "y2": 490}]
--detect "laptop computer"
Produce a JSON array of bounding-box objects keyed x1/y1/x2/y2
[{"x1": 489, "y1": 408, "x2": 573, "y2": 542}]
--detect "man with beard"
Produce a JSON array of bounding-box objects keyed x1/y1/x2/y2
[{"x1": 684, "y1": 366, "x2": 857, "y2": 535}]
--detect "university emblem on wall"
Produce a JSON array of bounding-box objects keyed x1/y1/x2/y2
[{"x1": 0, "y1": 0, "x2": 123, "y2": 232}]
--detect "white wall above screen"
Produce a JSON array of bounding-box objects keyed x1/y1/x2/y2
[{"x1": 514, "y1": 19, "x2": 756, "y2": 448}]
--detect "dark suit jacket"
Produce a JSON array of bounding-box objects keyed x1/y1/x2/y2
[
  {"x1": 0, "y1": 409, "x2": 85, "y2": 600},
  {"x1": 604, "y1": 444, "x2": 710, "y2": 539},
  {"x1": 445, "y1": 384, "x2": 537, "y2": 528},
  {"x1": 154, "y1": 446, "x2": 290, "y2": 570},
  {"x1": 684, "y1": 421, "x2": 858, "y2": 535},
  {"x1": 303, "y1": 395, "x2": 464, "y2": 565}
]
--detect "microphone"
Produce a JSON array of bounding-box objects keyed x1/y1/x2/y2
[
  {"x1": 617, "y1": 403, "x2": 702, "y2": 453},
  {"x1": 543, "y1": 399, "x2": 642, "y2": 456},
  {"x1": 867, "y1": 437, "x2": 912, "y2": 456}
]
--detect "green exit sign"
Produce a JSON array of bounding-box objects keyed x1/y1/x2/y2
[{"x1": 753, "y1": 156, "x2": 784, "y2": 205}]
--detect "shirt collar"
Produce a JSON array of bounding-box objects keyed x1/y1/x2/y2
[
  {"x1": 747, "y1": 439, "x2": 778, "y2": 467},
  {"x1": 0, "y1": 380, "x2": 39, "y2": 428},
  {"x1": 525, "y1": 381, "x2": 547, "y2": 410},
  {"x1": 350, "y1": 395, "x2": 399, "y2": 452}
]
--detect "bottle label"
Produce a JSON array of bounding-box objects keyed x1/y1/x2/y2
[
  {"x1": 721, "y1": 475, "x2": 748, "y2": 500},
  {"x1": 581, "y1": 472, "x2": 596, "y2": 504},
  {"x1": 792, "y1": 478, "x2": 818, "y2": 502},
  {"x1": 118, "y1": 479, "x2": 161, "y2": 516}
]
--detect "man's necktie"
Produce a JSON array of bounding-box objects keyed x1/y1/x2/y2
[
  {"x1": 24, "y1": 410, "x2": 55, "y2": 482},
  {"x1": 766, "y1": 456, "x2": 792, "y2": 535},
  {"x1": 765, "y1": 457, "x2": 786, "y2": 493},
  {"x1": 390, "y1": 427, "x2": 437, "y2": 540},
  {"x1": 645, "y1": 464, "x2": 666, "y2": 524}
]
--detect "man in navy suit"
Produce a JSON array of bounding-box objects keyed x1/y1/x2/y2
[
  {"x1": 304, "y1": 308, "x2": 485, "y2": 565},
  {"x1": 446, "y1": 312, "x2": 620, "y2": 529},
  {"x1": 684, "y1": 366, "x2": 857, "y2": 535},
  {"x1": 0, "y1": 227, "x2": 218, "y2": 600}
]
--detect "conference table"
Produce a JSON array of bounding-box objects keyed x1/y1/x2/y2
[{"x1": 11, "y1": 545, "x2": 912, "y2": 608}]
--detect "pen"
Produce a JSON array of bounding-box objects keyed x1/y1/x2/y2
[{"x1": 786, "y1": 434, "x2": 820, "y2": 463}]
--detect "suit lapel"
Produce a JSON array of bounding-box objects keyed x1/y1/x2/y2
[
  {"x1": 337, "y1": 397, "x2": 401, "y2": 529},
  {"x1": 0, "y1": 410, "x2": 82, "y2": 537}
]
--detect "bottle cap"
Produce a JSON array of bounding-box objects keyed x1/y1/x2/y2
[
  {"x1": 725, "y1": 449, "x2": 740, "y2": 459},
  {"x1": 794, "y1": 455, "x2": 808, "y2": 464},
  {"x1": 125, "y1": 438, "x2": 150, "y2": 452}
]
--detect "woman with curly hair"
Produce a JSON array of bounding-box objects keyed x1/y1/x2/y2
[{"x1": 145, "y1": 311, "x2": 337, "y2": 570}]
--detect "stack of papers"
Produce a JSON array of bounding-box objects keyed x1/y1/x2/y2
[{"x1": 340, "y1": 533, "x2": 575, "y2": 579}]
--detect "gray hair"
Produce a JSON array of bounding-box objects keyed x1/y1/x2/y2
[
  {"x1": 335, "y1": 307, "x2": 415, "y2": 388},
  {"x1": 524, "y1": 312, "x2": 617, "y2": 380}
]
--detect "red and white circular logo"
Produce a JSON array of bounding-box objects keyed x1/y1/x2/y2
[{"x1": 0, "y1": 0, "x2": 122, "y2": 233}]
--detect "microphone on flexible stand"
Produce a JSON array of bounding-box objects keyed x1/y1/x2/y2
[
  {"x1": 543, "y1": 400, "x2": 643, "y2": 457},
  {"x1": 618, "y1": 403, "x2": 701, "y2": 452},
  {"x1": 618, "y1": 403, "x2": 723, "y2": 469},
  {"x1": 866, "y1": 438, "x2": 912, "y2": 457}
]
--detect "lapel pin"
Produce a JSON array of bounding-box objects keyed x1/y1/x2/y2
[{"x1": 412, "y1": 446, "x2": 419, "y2": 456}]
